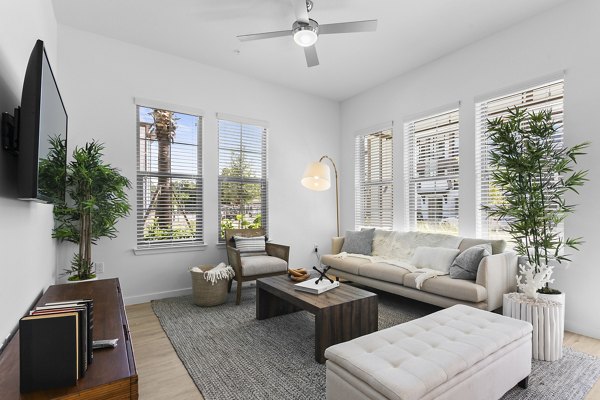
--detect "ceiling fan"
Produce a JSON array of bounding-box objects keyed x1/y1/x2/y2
[{"x1": 237, "y1": 0, "x2": 377, "y2": 67}]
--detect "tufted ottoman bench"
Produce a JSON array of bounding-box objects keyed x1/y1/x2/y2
[{"x1": 325, "y1": 304, "x2": 532, "y2": 400}]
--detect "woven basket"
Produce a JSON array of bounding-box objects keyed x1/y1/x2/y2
[{"x1": 190, "y1": 264, "x2": 229, "y2": 307}]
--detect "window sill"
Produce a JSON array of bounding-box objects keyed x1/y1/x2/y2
[{"x1": 133, "y1": 243, "x2": 207, "y2": 256}]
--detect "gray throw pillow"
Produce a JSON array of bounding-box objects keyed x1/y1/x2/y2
[
  {"x1": 341, "y1": 228, "x2": 375, "y2": 255},
  {"x1": 449, "y1": 244, "x2": 491, "y2": 280}
]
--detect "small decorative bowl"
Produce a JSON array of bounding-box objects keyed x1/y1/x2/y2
[
  {"x1": 289, "y1": 273, "x2": 310, "y2": 282},
  {"x1": 288, "y1": 268, "x2": 310, "y2": 282}
]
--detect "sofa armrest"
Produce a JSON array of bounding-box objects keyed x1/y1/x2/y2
[
  {"x1": 332, "y1": 237, "x2": 345, "y2": 254},
  {"x1": 476, "y1": 252, "x2": 518, "y2": 311},
  {"x1": 266, "y1": 242, "x2": 290, "y2": 263}
]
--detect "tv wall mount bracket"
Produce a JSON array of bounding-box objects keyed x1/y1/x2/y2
[{"x1": 1, "y1": 107, "x2": 20, "y2": 156}]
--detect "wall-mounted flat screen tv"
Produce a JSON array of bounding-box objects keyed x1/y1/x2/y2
[{"x1": 18, "y1": 39, "x2": 68, "y2": 202}]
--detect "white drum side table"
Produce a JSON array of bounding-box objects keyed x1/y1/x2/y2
[{"x1": 503, "y1": 292, "x2": 564, "y2": 361}]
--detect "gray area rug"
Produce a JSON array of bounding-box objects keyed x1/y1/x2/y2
[{"x1": 152, "y1": 285, "x2": 600, "y2": 400}]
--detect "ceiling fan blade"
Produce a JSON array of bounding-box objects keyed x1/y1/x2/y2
[
  {"x1": 319, "y1": 19, "x2": 378, "y2": 35},
  {"x1": 237, "y1": 30, "x2": 292, "y2": 42},
  {"x1": 304, "y1": 45, "x2": 319, "y2": 67},
  {"x1": 291, "y1": 0, "x2": 309, "y2": 24}
]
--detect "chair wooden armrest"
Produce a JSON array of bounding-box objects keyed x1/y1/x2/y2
[
  {"x1": 226, "y1": 245, "x2": 243, "y2": 279},
  {"x1": 266, "y1": 242, "x2": 290, "y2": 263}
]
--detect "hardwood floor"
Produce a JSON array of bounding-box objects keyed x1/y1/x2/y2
[
  {"x1": 126, "y1": 302, "x2": 600, "y2": 400},
  {"x1": 126, "y1": 303, "x2": 203, "y2": 400}
]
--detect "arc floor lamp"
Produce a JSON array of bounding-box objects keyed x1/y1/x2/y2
[{"x1": 301, "y1": 155, "x2": 340, "y2": 237}]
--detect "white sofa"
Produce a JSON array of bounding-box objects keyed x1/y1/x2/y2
[{"x1": 321, "y1": 230, "x2": 517, "y2": 311}]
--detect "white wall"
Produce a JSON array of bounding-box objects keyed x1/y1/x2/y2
[
  {"x1": 0, "y1": 0, "x2": 58, "y2": 349},
  {"x1": 57, "y1": 26, "x2": 340, "y2": 304},
  {"x1": 340, "y1": 0, "x2": 600, "y2": 338}
]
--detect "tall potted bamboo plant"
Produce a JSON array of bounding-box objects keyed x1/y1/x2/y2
[
  {"x1": 40, "y1": 137, "x2": 131, "y2": 281},
  {"x1": 482, "y1": 107, "x2": 589, "y2": 299}
]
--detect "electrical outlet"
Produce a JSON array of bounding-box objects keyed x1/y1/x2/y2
[
  {"x1": 96, "y1": 262, "x2": 105, "y2": 274},
  {"x1": 314, "y1": 244, "x2": 319, "y2": 253}
]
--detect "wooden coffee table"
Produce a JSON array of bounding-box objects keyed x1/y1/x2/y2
[{"x1": 256, "y1": 275, "x2": 378, "y2": 363}]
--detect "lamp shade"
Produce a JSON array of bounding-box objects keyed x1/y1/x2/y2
[{"x1": 301, "y1": 161, "x2": 331, "y2": 191}]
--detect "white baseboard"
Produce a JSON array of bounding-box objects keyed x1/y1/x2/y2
[
  {"x1": 123, "y1": 281, "x2": 251, "y2": 306},
  {"x1": 565, "y1": 319, "x2": 600, "y2": 340},
  {"x1": 124, "y1": 287, "x2": 193, "y2": 305}
]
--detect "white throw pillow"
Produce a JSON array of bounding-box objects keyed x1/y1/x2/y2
[
  {"x1": 234, "y1": 235, "x2": 267, "y2": 256},
  {"x1": 410, "y1": 246, "x2": 460, "y2": 273}
]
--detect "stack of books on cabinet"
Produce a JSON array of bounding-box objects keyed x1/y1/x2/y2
[{"x1": 19, "y1": 299, "x2": 94, "y2": 392}]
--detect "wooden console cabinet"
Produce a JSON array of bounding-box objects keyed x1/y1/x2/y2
[{"x1": 0, "y1": 278, "x2": 138, "y2": 399}]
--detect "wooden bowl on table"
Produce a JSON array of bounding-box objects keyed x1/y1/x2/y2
[{"x1": 288, "y1": 268, "x2": 310, "y2": 282}]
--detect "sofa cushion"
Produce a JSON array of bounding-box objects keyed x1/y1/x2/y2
[
  {"x1": 358, "y1": 262, "x2": 412, "y2": 285},
  {"x1": 410, "y1": 246, "x2": 460, "y2": 273},
  {"x1": 341, "y1": 228, "x2": 375, "y2": 255},
  {"x1": 449, "y1": 244, "x2": 491, "y2": 280},
  {"x1": 372, "y1": 231, "x2": 463, "y2": 260},
  {"x1": 371, "y1": 229, "x2": 398, "y2": 257},
  {"x1": 459, "y1": 238, "x2": 506, "y2": 255},
  {"x1": 321, "y1": 254, "x2": 370, "y2": 275},
  {"x1": 240, "y1": 255, "x2": 287, "y2": 276},
  {"x1": 403, "y1": 274, "x2": 487, "y2": 303}
]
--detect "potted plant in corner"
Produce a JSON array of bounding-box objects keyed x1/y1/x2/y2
[
  {"x1": 39, "y1": 136, "x2": 131, "y2": 281},
  {"x1": 482, "y1": 106, "x2": 589, "y2": 303}
]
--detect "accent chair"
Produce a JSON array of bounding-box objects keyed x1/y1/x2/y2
[{"x1": 225, "y1": 228, "x2": 289, "y2": 305}]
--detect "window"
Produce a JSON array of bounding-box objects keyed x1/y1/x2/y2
[
  {"x1": 475, "y1": 79, "x2": 564, "y2": 240},
  {"x1": 355, "y1": 128, "x2": 393, "y2": 229},
  {"x1": 218, "y1": 115, "x2": 268, "y2": 241},
  {"x1": 404, "y1": 109, "x2": 460, "y2": 234},
  {"x1": 136, "y1": 105, "x2": 203, "y2": 249}
]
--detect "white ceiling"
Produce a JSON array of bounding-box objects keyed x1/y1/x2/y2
[{"x1": 52, "y1": 0, "x2": 570, "y2": 101}]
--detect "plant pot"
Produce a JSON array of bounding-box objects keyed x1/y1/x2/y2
[
  {"x1": 538, "y1": 291, "x2": 565, "y2": 360},
  {"x1": 65, "y1": 275, "x2": 98, "y2": 284},
  {"x1": 538, "y1": 291, "x2": 566, "y2": 328}
]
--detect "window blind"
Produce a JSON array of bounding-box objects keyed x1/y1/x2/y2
[
  {"x1": 218, "y1": 118, "x2": 268, "y2": 242},
  {"x1": 404, "y1": 109, "x2": 459, "y2": 234},
  {"x1": 355, "y1": 128, "x2": 393, "y2": 230},
  {"x1": 136, "y1": 106, "x2": 203, "y2": 249},
  {"x1": 475, "y1": 80, "x2": 564, "y2": 241}
]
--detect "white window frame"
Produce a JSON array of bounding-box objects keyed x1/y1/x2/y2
[
  {"x1": 475, "y1": 78, "x2": 565, "y2": 241},
  {"x1": 404, "y1": 107, "x2": 460, "y2": 234},
  {"x1": 134, "y1": 99, "x2": 204, "y2": 253},
  {"x1": 354, "y1": 124, "x2": 394, "y2": 230},
  {"x1": 217, "y1": 113, "x2": 268, "y2": 242}
]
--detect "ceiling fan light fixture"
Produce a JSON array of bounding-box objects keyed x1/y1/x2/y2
[
  {"x1": 293, "y1": 19, "x2": 319, "y2": 47},
  {"x1": 294, "y1": 29, "x2": 317, "y2": 47}
]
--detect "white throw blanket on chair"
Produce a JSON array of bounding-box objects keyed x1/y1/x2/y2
[{"x1": 332, "y1": 252, "x2": 446, "y2": 289}]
